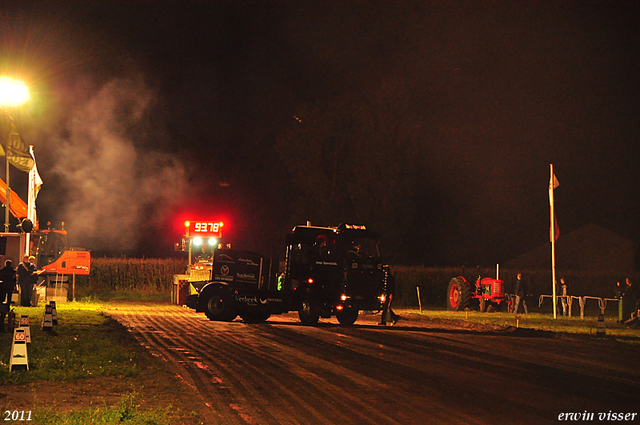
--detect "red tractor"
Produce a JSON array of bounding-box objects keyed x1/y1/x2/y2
[{"x1": 446, "y1": 276, "x2": 511, "y2": 312}]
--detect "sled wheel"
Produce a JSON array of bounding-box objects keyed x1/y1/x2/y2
[
  {"x1": 204, "y1": 290, "x2": 237, "y2": 322},
  {"x1": 336, "y1": 308, "x2": 358, "y2": 326}
]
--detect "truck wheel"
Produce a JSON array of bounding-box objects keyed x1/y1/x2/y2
[
  {"x1": 204, "y1": 291, "x2": 237, "y2": 322},
  {"x1": 240, "y1": 313, "x2": 270, "y2": 323},
  {"x1": 299, "y1": 297, "x2": 320, "y2": 325},
  {"x1": 336, "y1": 309, "x2": 358, "y2": 326},
  {"x1": 447, "y1": 277, "x2": 470, "y2": 311}
]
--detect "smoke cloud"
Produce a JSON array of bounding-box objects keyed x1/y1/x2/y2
[{"x1": 46, "y1": 78, "x2": 187, "y2": 254}]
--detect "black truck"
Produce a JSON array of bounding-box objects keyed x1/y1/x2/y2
[{"x1": 186, "y1": 223, "x2": 389, "y2": 325}]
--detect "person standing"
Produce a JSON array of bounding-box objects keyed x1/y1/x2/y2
[
  {"x1": 560, "y1": 278, "x2": 568, "y2": 317},
  {"x1": 277, "y1": 272, "x2": 285, "y2": 291},
  {"x1": 624, "y1": 299, "x2": 640, "y2": 328},
  {"x1": 0, "y1": 274, "x2": 5, "y2": 332},
  {"x1": 379, "y1": 272, "x2": 400, "y2": 326},
  {"x1": 513, "y1": 273, "x2": 528, "y2": 314},
  {"x1": 623, "y1": 278, "x2": 638, "y2": 322},
  {"x1": 0, "y1": 260, "x2": 16, "y2": 332},
  {"x1": 17, "y1": 255, "x2": 36, "y2": 307}
]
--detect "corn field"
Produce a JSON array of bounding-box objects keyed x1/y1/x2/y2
[
  {"x1": 77, "y1": 258, "x2": 636, "y2": 308},
  {"x1": 79, "y1": 257, "x2": 187, "y2": 292}
]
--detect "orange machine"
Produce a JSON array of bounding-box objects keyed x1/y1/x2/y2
[
  {"x1": 32, "y1": 225, "x2": 91, "y2": 276},
  {"x1": 0, "y1": 177, "x2": 91, "y2": 277}
]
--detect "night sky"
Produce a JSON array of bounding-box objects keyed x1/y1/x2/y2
[{"x1": 1, "y1": 1, "x2": 639, "y2": 266}]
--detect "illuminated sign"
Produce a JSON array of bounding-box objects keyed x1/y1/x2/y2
[
  {"x1": 185, "y1": 221, "x2": 224, "y2": 238},
  {"x1": 343, "y1": 224, "x2": 366, "y2": 230}
]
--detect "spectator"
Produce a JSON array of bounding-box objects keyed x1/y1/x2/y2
[
  {"x1": 624, "y1": 299, "x2": 640, "y2": 329},
  {"x1": 513, "y1": 273, "x2": 528, "y2": 314},
  {"x1": 623, "y1": 278, "x2": 639, "y2": 322},
  {"x1": 17, "y1": 256, "x2": 36, "y2": 307},
  {"x1": 0, "y1": 260, "x2": 16, "y2": 332},
  {"x1": 560, "y1": 278, "x2": 568, "y2": 317},
  {"x1": 380, "y1": 272, "x2": 400, "y2": 326},
  {"x1": 624, "y1": 278, "x2": 636, "y2": 298}
]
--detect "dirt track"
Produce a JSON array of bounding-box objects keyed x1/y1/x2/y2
[{"x1": 108, "y1": 305, "x2": 640, "y2": 425}]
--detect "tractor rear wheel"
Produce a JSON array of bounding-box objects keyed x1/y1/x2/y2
[
  {"x1": 447, "y1": 277, "x2": 471, "y2": 311},
  {"x1": 204, "y1": 290, "x2": 238, "y2": 322}
]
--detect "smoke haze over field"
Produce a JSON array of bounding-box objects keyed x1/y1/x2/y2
[
  {"x1": 2, "y1": 1, "x2": 639, "y2": 264},
  {"x1": 43, "y1": 78, "x2": 187, "y2": 253}
]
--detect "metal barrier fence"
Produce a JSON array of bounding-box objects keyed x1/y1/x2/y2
[{"x1": 538, "y1": 295, "x2": 620, "y2": 319}]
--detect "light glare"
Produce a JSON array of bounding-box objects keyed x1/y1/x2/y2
[{"x1": 0, "y1": 77, "x2": 30, "y2": 107}]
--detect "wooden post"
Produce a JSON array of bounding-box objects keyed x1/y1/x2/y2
[
  {"x1": 416, "y1": 287, "x2": 422, "y2": 312},
  {"x1": 72, "y1": 273, "x2": 76, "y2": 302}
]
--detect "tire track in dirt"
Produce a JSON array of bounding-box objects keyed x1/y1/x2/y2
[
  {"x1": 190, "y1": 323, "x2": 402, "y2": 425},
  {"x1": 111, "y1": 308, "x2": 244, "y2": 425},
  {"x1": 107, "y1": 305, "x2": 640, "y2": 425},
  {"x1": 112, "y1": 307, "x2": 402, "y2": 425},
  {"x1": 108, "y1": 306, "x2": 476, "y2": 425}
]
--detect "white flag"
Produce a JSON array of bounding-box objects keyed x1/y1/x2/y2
[{"x1": 27, "y1": 145, "x2": 43, "y2": 226}]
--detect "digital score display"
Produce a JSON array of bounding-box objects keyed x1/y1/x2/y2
[{"x1": 185, "y1": 221, "x2": 224, "y2": 238}]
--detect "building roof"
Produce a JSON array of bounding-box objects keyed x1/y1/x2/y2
[{"x1": 505, "y1": 223, "x2": 637, "y2": 272}]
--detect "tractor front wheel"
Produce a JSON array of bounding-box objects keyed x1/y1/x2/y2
[{"x1": 479, "y1": 297, "x2": 486, "y2": 312}]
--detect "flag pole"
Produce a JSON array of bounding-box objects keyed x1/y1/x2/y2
[
  {"x1": 550, "y1": 164, "x2": 557, "y2": 319},
  {"x1": 4, "y1": 150, "x2": 9, "y2": 233}
]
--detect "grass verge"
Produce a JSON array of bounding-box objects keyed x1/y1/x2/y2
[
  {"x1": 404, "y1": 308, "x2": 640, "y2": 341},
  {"x1": 0, "y1": 301, "x2": 197, "y2": 424},
  {"x1": 31, "y1": 394, "x2": 169, "y2": 425},
  {"x1": 0, "y1": 302, "x2": 141, "y2": 384}
]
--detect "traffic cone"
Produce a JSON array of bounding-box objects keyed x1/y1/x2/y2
[
  {"x1": 18, "y1": 314, "x2": 31, "y2": 344},
  {"x1": 9, "y1": 328, "x2": 29, "y2": 371},
  {"x1": 42, "y1": 304, "x2": 53, "y2": 331},
  {"x1": 50, "y1": 301, "x2": 58, "y2": 325},
  {"x1": 596, "y1": 313, "x2": 606, "y2": 337}
]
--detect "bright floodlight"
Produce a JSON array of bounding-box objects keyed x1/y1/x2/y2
[{"x1": 0, "y1": 77, "x2": 30, "y2": 107}]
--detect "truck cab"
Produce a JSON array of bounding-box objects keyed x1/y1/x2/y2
[
  {"x1": 184, "y1": 223, "x2": 387, "y2": 326},
  {"x1": 284, "y1": 223, "x2": 386, "y2": 325}
]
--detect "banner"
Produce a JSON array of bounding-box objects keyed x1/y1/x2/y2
[{"x1": 0, "y1": 115, "x2": 34, "y2": 172}]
